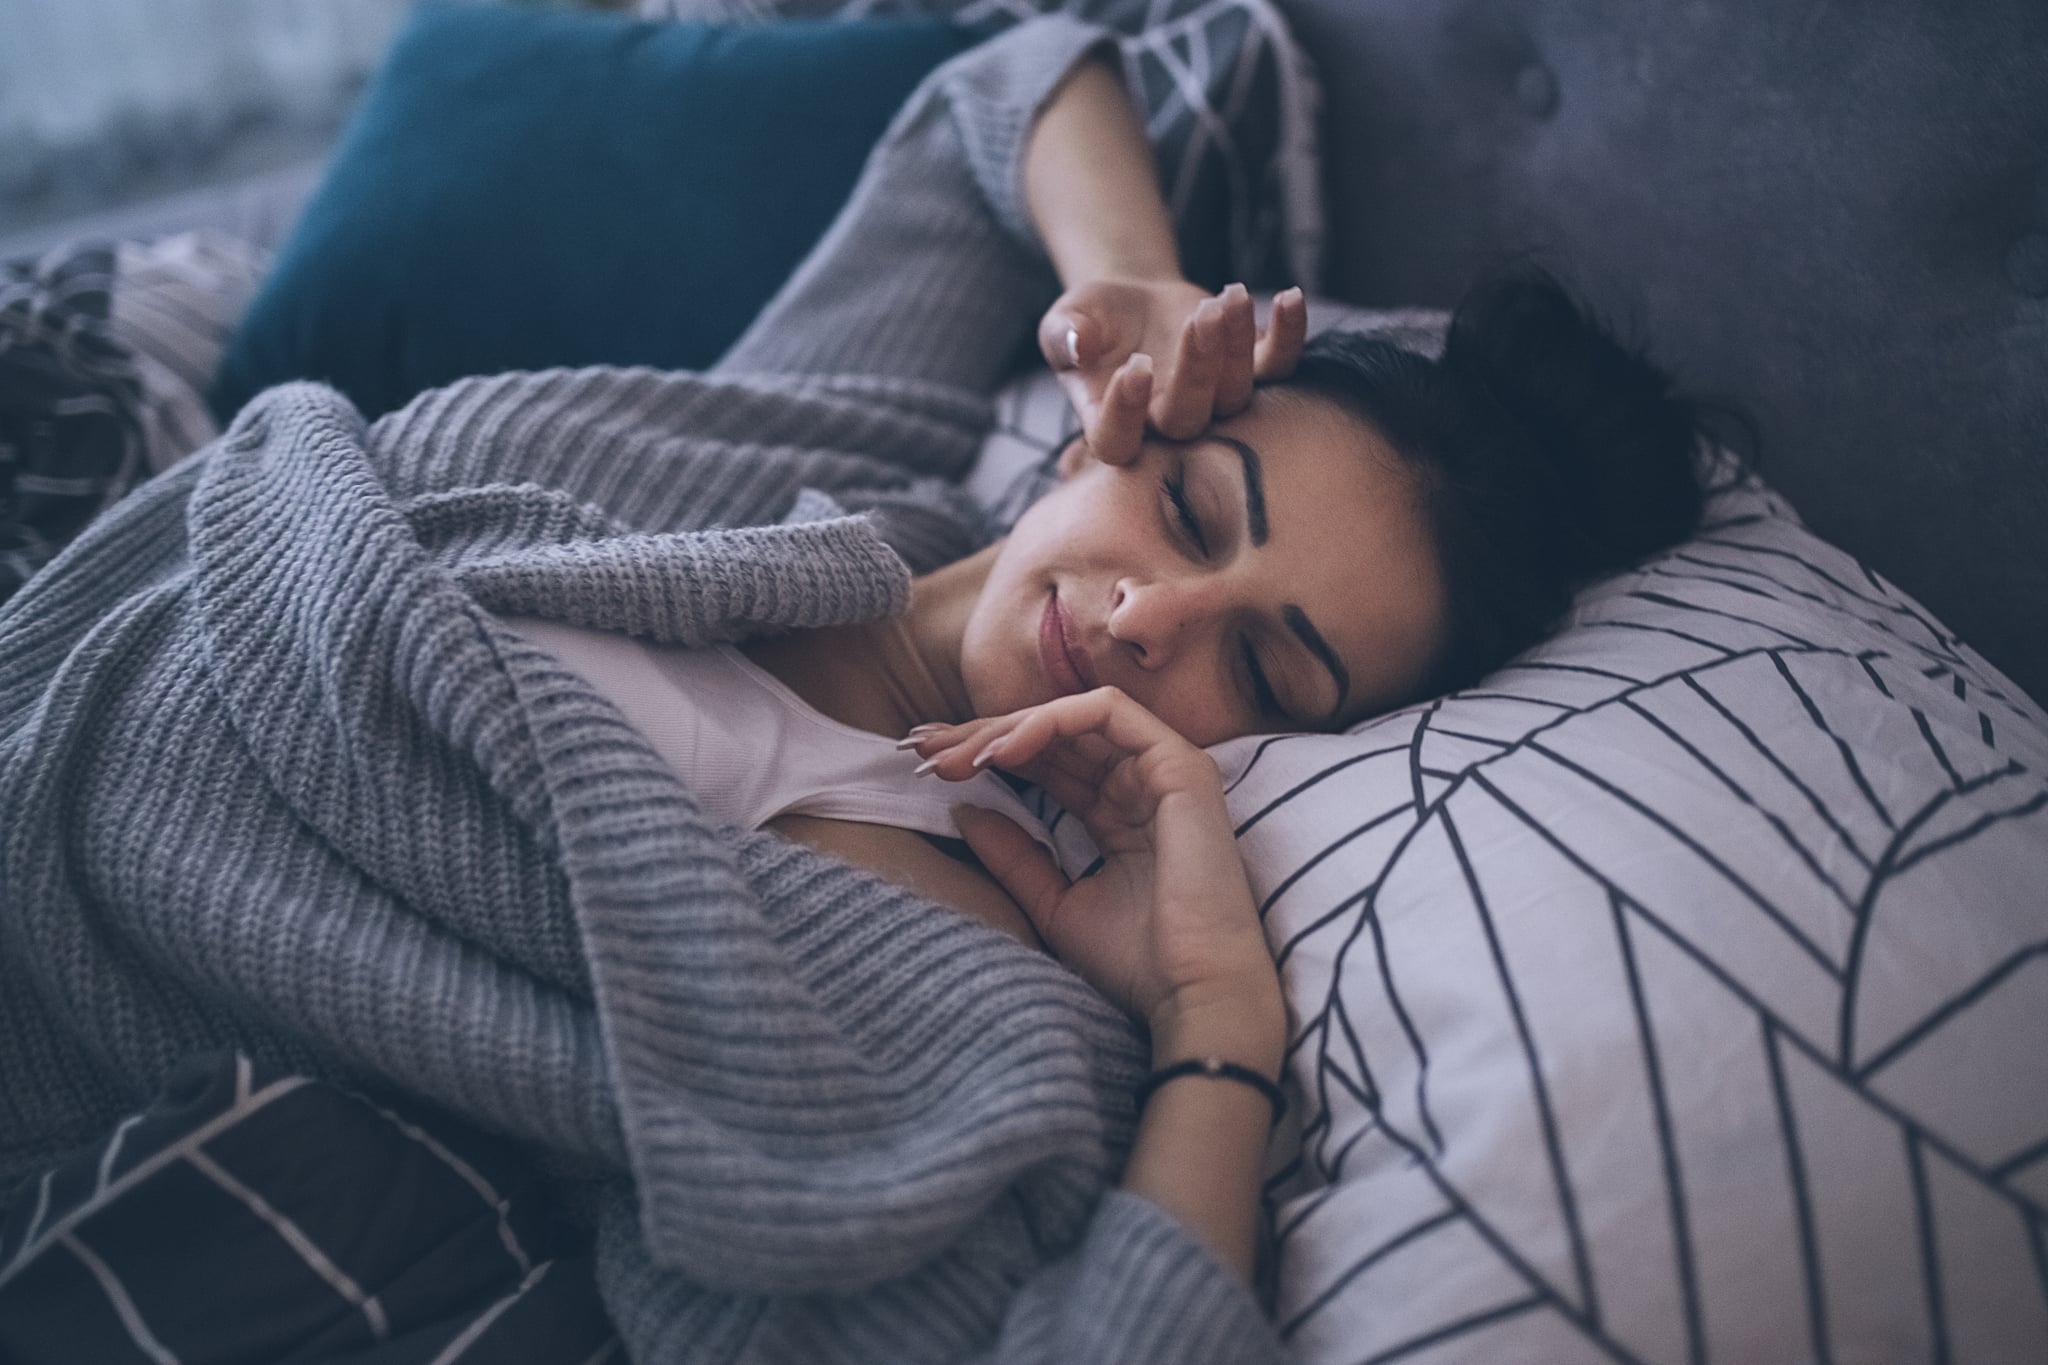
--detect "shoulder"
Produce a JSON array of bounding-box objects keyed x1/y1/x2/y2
[{"x1": 765, "y1": 813, "x2": 1041, "y2": 949}]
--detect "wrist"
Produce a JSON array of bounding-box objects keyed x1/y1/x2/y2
[
  {"x1": 1136, "y1": 1056, "x2": 1287, "y2": 1127},
  {"x1": 1046, "y1": 246, "x2": 1184, "y2": 298},
  {"x1": 1147, "y1": 979, "x2": 1287, "y2": 1080},
  {"x1": 1024, "y1": 54, "x2": 1184, "y2": 290}
]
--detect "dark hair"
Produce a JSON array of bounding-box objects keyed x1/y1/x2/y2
[{"x1": 1284, "y1": 265, "x2": 1710, "y2": 701}]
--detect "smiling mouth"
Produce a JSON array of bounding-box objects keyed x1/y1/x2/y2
[{"x1": 1039, "y1": 590, "x2": 1095, "y2": 697}]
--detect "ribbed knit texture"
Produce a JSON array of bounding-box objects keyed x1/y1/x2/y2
[{"x1": 0, "y1": 19, "x2": 1290, "y2": 1363}]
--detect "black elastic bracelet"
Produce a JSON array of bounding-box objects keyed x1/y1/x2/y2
[{"x1": 1136, "y1": 1057, "x2": 1287, "y2": 1127}]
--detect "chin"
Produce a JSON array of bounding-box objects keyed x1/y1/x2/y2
[
  {"x1": 957, "y1": 645, "x2": 1031, "y2": 720},
  {"x1": 958, "y1": 583, "x2": 1048, "y2": 719}
]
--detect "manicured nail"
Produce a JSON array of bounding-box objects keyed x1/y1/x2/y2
[
  {"x1": 894, "y1": 735, "x2": 926, "y2": 750},
  {"x1": 913, "y1": 757, "x2": 941, "y2": 776},
  {"x1": 1225, "y1": 281, "x2": 1248, "y2": 301},
  {"x1": 1280, "y1": 286, "x2": 1304, "y2": 304},
  {"x1": 971, "y1": 740, "x2": 1003, "y2": 769},
  {"x1": 1126, "y1": 352, "x2": 1153, "y2": 378},
  {"x1": 1065, "y1": 326, "x2": 1081, "y2": 367}
]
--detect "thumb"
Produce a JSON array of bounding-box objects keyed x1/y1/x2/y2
[
  {"x1": 953, "y1": 804, "x2": 1069, "y2": 931},
  {"x1": 1037, "y1": 305, "x2": 1097, "y2": 374}
]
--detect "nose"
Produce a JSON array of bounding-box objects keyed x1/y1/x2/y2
[{"x1": 1108, "y1": 575, "x2": 1230, "y2": 669}]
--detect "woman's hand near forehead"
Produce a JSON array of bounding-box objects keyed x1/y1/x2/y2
[
  {"x1": 1022, "y1": 53, "x2": 1307, "y2": 465},
  {"x1": 1040, "y1": 280, "x2": 1308, "y2": 466}
]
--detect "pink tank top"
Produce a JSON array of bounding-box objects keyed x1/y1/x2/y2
[{"x1": 499, "y1": 616, "x2": 1057, "y2": 852}]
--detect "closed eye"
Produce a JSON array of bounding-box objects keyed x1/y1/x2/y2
[
  {"x1": 1242, "y1": 638, "x2": 1284, "y2": 720},
  {"x1": 1163, "y1": 471, "x2": 1209, "y2": 558}
]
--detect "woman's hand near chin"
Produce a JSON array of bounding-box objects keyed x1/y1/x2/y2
[
  {"x1": 907, "y1": 686, "x2": 1287, "y2": 1283},
  {"x1": 905, "y1": 687, "x2": 1283, "y2": 1070},
  {"x1": 1037, "y1": 281, "x2": 1308, "y2": 469}
]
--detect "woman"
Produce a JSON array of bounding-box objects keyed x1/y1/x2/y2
[
  {"x1": 0, "y1": 14, "x2": 1703, "y2": 1362},
  {"x1": 696, "y1": 21, "x2": 1703, "y2": 1301}
]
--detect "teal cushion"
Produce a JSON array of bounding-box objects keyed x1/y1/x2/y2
[{"x1": 211, "y1": 5, "x2": 974, "y2": 422}]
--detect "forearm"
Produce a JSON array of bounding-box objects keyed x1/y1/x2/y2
[
  {"x1": 1121, "y1": 992, "x2": 1288, "y2": 1284},
  {"x1": 714, "y1": 19, "x2": 1107, "y2": 392},
  {"x1": 1022, "y1": 54, "x2": 1183, "y2": 289}
]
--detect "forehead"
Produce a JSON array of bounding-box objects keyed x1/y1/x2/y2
[{"x1": 1209, "y1": 391, "x2": 1447, "y2": 719}]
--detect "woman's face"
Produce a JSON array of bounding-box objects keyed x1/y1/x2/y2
[{"x1": 960, "y1": 390, "x2": 1449, "y2": 746}]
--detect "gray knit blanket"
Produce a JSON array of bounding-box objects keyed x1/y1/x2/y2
[
  {"x1": 0, "y1": 16, "x2": 1305, "y2": 1359},
  {"x1": 0, "y1": 371, "x2": 1168, "y2": 1359}
]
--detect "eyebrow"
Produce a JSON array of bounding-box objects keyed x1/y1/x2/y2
[{"x1": 1195, "y1": 434, "x2": 1350, "y2": 720}]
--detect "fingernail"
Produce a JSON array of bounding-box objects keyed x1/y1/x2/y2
[
  {"x1": 1225, "y1": 281, "x2": 1248, "y2": 301},
  {"x1": 1281, "y1": 286, "x2": 1304, "y2": 304},
  {"x1": 971, "y1": 744, "x2": 1000, "y2": 769},
  {"x1": 893, "y1": 735, "x2": 926, "y2": 751},
  {"x1": 1127, "y1": 352, "x2": 1153, "y2": 377},
  {"x1": 914, "y1": 757, "x2": 941, "y2": 776},
  {"x1": 1065, "y1": 326, "x2": 1081, "y2": 367}
]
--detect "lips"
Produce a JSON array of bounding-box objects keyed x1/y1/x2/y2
[{"x1": 1038, "y1": 590, "x2": 1096, "y2": 697}]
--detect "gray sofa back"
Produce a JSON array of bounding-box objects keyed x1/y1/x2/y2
[{"x1": 1280, "y1": 0, "x2": 2047, "y2": 705}]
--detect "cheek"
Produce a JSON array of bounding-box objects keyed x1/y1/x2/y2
[
  {"x1": 1010, "y1": 475, "x2": 1117, "y2": 545},
  {"x1": 1146, "y1": 678, "x2": 1246, "y2": 749},
  {"x1": 955, "y1": 538, "x2": 1047, "y2": 716},
  {"x1": 976, "y1": 480, "x2": 1127, "y2": 602}
]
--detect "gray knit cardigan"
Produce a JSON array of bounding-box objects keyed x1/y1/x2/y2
[{"x1": 0, "y1": 17, "x2": 1293, "y2": 1364}]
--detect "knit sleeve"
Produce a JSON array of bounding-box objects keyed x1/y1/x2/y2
[
  {"x1": 710, "y1": 16, "x2": 1109, "y2": 396},
  {"x1": 976, "y1": 1191, "x2": 1293, "y2": 1365}
]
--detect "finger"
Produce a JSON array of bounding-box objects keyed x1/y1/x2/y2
[
  {"x1": 1053, "y1": 433, "x2": 1088, "y2": 480},
  {"x1": 907, "y1": 714, "x2": 1111, "y2": 825},
  {"x1": 952, "y1": 804, "x2": 1071, "y2": 931},
  {"x1": 1152, "y1": 298, "x2": 1224, "y2": 439},
  {"x1": 899, "y1": 720, "x2": 986, "y2": 759},
  {"x1": 908, "y1": 717, "x2": 1012, "y2": 776},
  {"x1": 1009, "y1": 739, "x2": 1127, "y2": 828},
  {"x1": 896, "y1": 722, "x2": 949, "y2": 752},
  {"x1": 1212, "y1": 283, "x2": 1257, "y2": 415},
  {"x1": 1087, "y1": 353, "x2": 1151, "y2": 467},
  {"x1": 1254, "y1": 287, "x2": 1308, "y2": 380},
  {"x1": 1055, "y1": 371, "x2": 1103, "y2": 445},
  {"x1": 1037, "y1": 305, "x2": 1098, "y2": 373},
  {"x1": 977, "y1": 687, "x2": 1216, "y2": 794}
]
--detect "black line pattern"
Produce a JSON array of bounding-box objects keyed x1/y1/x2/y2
[
  {"x1": 965, "y1": 361, "x2": 2048, "y2": 1359},
  {"x1": 1906, "y1": 1134, "x2": 1954, "y2": 1363},
  {"x1": 1763, "y1": 1020, "x2": 1833, "y2": 1365},
  {"x1": 0, "y1": 1054, "x2": 614, "y2": 1362},
  {"x1": 1611, "y1": 891, "x2": 1705, "y2": 1365}
]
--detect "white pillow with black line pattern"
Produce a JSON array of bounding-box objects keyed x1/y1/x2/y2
[{"x1": 969, "y1": 302, "x2": 2048, "y2": 1363}]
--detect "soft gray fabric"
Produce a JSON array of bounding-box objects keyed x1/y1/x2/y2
[
  {"x1": 639, "y1": 0, "x2": 1327, "y2": 293},
  {"x1": 0, "y1": 18, "x2": 1288, "y2": 1363},
  {"x1": 1277, "y1": 0, "x2": 2048, "y2": 707}
]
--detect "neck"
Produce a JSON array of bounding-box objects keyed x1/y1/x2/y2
[
  {"x1": 892, "y1": 540, "x2": 999, "y2": 727},
  {"x1": 740, "y1": 540, "x2": 998, "y2": 736}
]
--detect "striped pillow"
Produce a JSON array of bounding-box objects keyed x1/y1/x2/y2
[{"x1": 970, "y1": 331, "x2": 2048, "y2": 1361}]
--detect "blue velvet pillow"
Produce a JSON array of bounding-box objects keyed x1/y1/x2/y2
[{"x1": 210, "y1": 4, "x2": 973, "y2": 422}]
